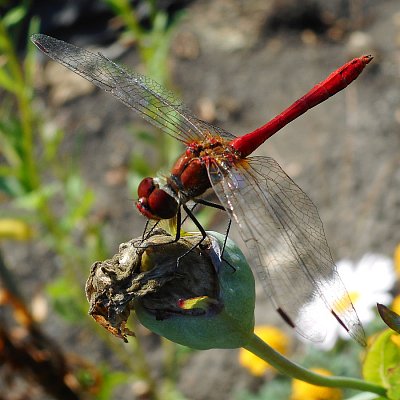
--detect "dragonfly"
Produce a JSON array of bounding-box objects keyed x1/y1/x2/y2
[{"x1": 31, "y1": 33, "x2": 372, "y2": 345}]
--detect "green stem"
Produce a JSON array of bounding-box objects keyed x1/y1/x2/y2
[
  {"x1": 0, "y1": 21, "x2": 39, "y2": 191},
  {"x1": 244, "y1": 333, "x2": 387, "y2": 398}
]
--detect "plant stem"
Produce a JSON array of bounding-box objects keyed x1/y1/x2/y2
[
  {"x1": 0, "y1": 21, "x2": 39, "y2": 191},
  {"x1": 244, "y1": 333, "x2": 387, "y2": 398}
]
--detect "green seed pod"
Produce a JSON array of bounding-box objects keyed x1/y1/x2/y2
[
  {"x1": 135, "y1": 232, "x2": 255, "y2": 349},
  {"x1": 86, "y1": 230, "x2": 255, "y2": 349}
]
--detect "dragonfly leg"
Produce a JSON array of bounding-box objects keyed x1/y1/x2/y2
[
  {"x1": 219, "y1": 219, "x2": 236, "y2": 272},
  {"x1": 181, "y1": 203, "x2": 198, "y2": 225},
  {"x1": 175, "y1": 203, "x2": 208, "y2": 269},
  {"x1": 183, "y1": 200, "x2": 236, "y2": 273},
  {"x1": 193, "y1": 198, "x2": 226, "y2": 211},
  {"x1": 173, "y1": 205, "x2": 182, "y2": 243},
  {"x1": 135, "y1": 206, "x2": 182, "y2": 251},
  {"x1": 141, "y1": 219, "x2": 162, "y2": 242},
  {"x1": 193, "y1": 199, "x2": 236, "y2": 272}
]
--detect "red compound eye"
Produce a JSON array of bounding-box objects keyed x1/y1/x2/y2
[
  {"x1": 148, "y1": 189, "x2": 178, "y2": 219},
  {"x1": 137, "y1": 177, "x2": 156, "y2": 198},
  {"x1": 136, "y1": 198, "x2": 159, "y2": 220}
]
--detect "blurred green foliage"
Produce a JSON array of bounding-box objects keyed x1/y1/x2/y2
[
  {"x1": 0, "y1": 1, "x2": 189, "y2": 398},
  {"x1": 363, "y1": 329, "x2": 400, "y2": 400}
]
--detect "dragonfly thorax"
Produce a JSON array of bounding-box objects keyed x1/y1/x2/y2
[{"x1": 170, "y1": 152, "x2": 212, "y2": 198}]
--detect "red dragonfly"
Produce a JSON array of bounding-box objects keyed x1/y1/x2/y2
[{"x1": 32, "y1": 34, "x2": 371, "y2": 345}]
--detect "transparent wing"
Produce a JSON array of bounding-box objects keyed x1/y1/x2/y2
[
  {"x1": 31, "y1": 34, "x2": 236, "y2": 144},
  {"x1": 207, "y1": 155, "x2": 365, "y2": 345}
]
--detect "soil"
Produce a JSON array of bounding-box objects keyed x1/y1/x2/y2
[{"x1": 3, "y1": 0, "x2": 400, "y2": 399}]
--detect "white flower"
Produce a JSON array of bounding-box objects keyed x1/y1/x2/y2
[{"x1": 305, "y1": 253, "x2": 395, "y2": 350}]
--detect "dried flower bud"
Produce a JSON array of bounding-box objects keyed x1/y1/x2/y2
[{"x1": 85, "y1": 230, "x2": 255, "y2": 349}]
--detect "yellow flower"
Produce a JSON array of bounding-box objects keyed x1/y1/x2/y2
[
  {"x1": 0, "y1": 219, "x2": 33, "y2": 241},
  {"x1": 392, "y1": 295, "x2": 400, "y2": 315},
  {"x1": 391, "y1": 334, "x2": 400, "y2": 347},
  {"x1": 291, "y1": 368, "x2": 342, "y2": 400},
  {"x1": 239, "y1": 325, "x2": 290, "y2": 376},
  {"x1": 394, "y1": 244, "x2": 400, "y2": 279}
]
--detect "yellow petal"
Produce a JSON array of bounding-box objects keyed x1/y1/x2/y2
[
  {"x1": 291, "y1": 368, "x2": 342, "y2": 400},
  {"x1": 390, "y1": 334, "x2": 400, "y2": 347},
  {"x1": 239, "y1": 325, "x2": 290, "y2": 376},
  {"x1": 392, "y1": 295, "x2": 400, "y2": 315},
  {"x1": 0, "y1": 219, "x2": 33, "y2": 241},
  {"x1": 394, "y1": 243, "x2": 400, "y2": 279}
]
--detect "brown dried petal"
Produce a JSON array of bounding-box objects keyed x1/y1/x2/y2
[{"x1": 85, "y1": 229, "x2": 221, "y2": 342}]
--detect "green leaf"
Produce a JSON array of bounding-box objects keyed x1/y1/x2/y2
[
  {"x1": 0, "y1": 174, "x2": 25, "y2": 197},
  {"x1": 69, "y1": 187, "x2": 94, "y2": 221},
  {"x1": 94, "y1": 369, "x2": 130, "y2": 400},
  {"x1": 134, "y1": 129, "x2": 158, "y2": 144},
  {"x1": 388, "y1": 366, "x2": 400, "y2": 400},
  {"x1": 60, "y1": 174, "x2": 94, "y2": 231},
  {"x1": 46, "y1": 277, "x2": 85, "y2": 322},
  {"x1": 66, "y1": 175, "x2": 94, "y2": 214},
  {"x1": 0, "y1": 165, "x2": 16, "y2": 177},
  {"x1": 24, "y1": 16, "x2": 40, "y2": 87},
  {"x1": 3, "y1": 4, "x2": 27, "y2": 27},
  {"x1": 363, "y1": 329, "x2": 400, "y2": 399},
  {"x1": 0, "y1": 67, "x2": 16, "y2": 92},
  {"x1": 14, "y1": 183, "x2": 59, "y2": 209},
  {"x1": 130, "y1": 153, "x2": 153, "y2": 176},
  {"x1": 41, "y1": 127, "x2": 65, "y2": 163},
  {"x1": 0, "y1": 115, "x2": 25, "y2": 164}
]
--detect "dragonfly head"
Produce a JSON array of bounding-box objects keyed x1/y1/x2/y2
[{"x1": 136, "y1": 177, "x2": 178, "y2": 220}]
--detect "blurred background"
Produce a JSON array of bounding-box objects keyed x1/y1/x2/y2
[{"x1": 0, "y1": 0, "x2": 399, "y2": 399}]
